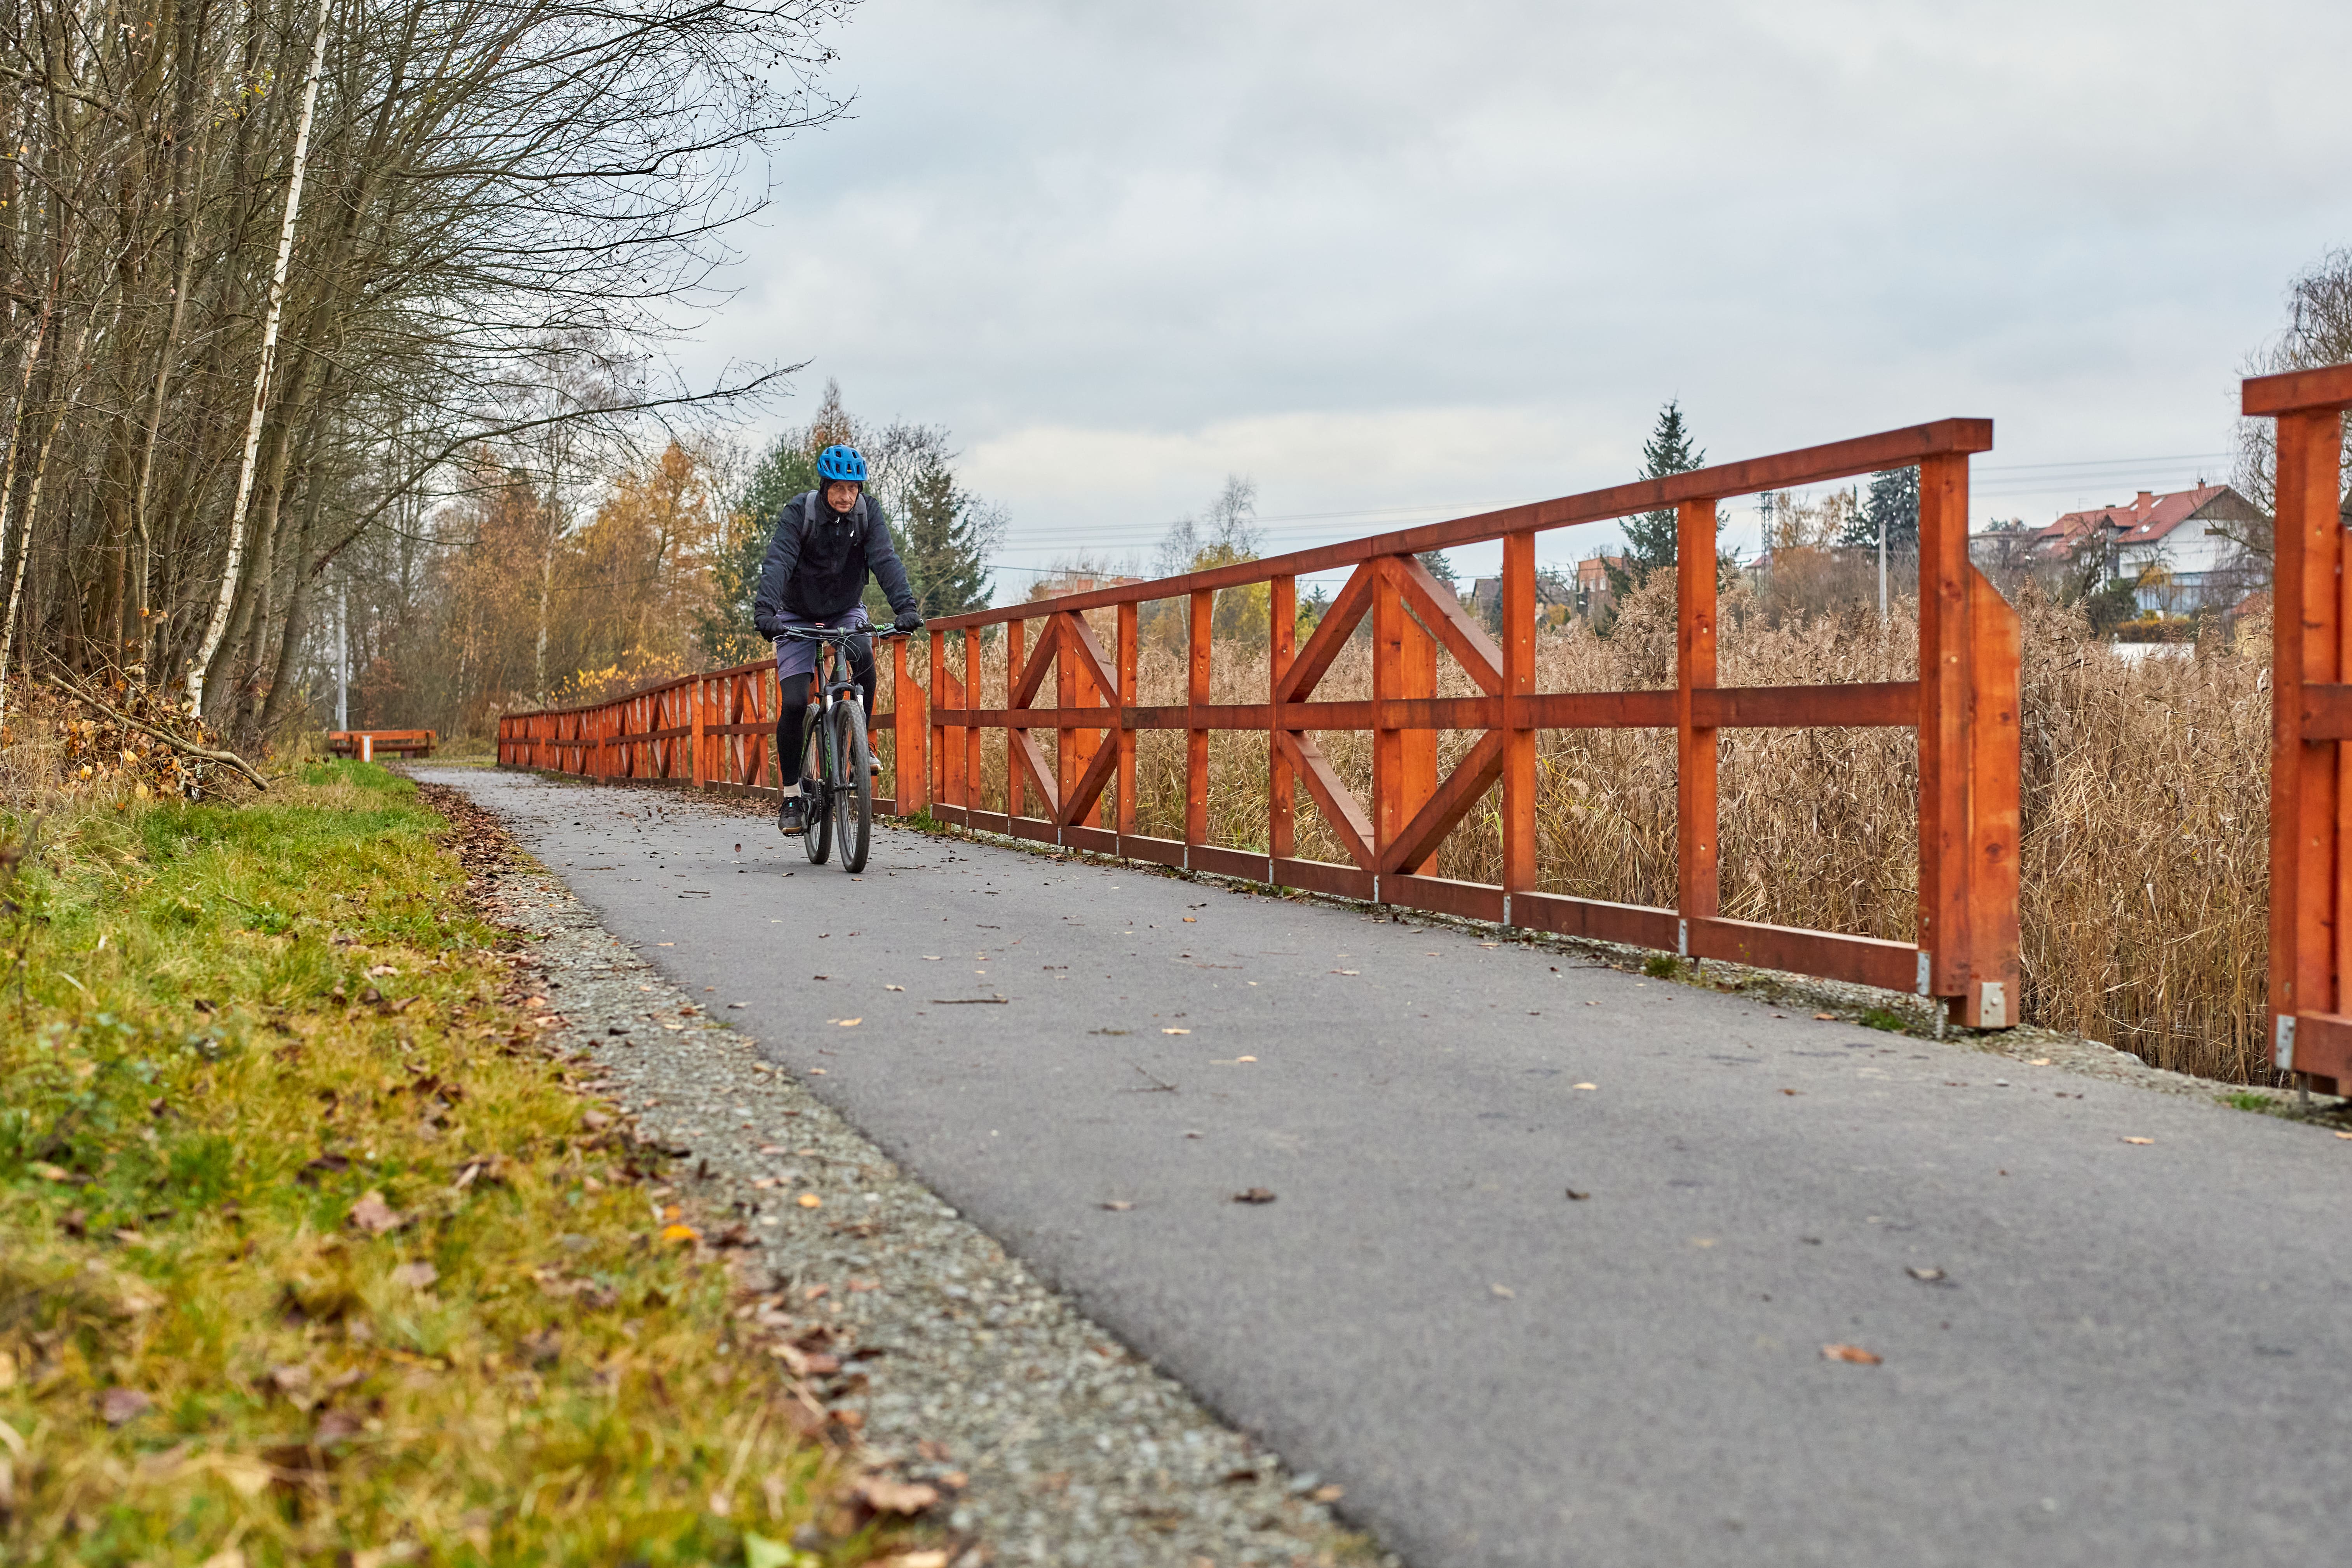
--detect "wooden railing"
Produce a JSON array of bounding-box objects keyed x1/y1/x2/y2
[
  {"x1": 496, "y1": 642, "x2": 927, "y2": 817},
  {"x1": 2247, "y1": 361, "x2": 2352, "y2": 1091},
  {"x1": 922, "y1": 418, "x2": 2020, "y2": 1028},
  {"x1": 497, "y1": 416, "x2": 2022, "y2": 1025}
]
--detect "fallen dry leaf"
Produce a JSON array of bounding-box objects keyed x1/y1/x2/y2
[
  {"x1": 855, "y1": 1477, "x2": 941, "y2": 1514},
  {"x1": 2122, "y1": 1136, "x2": 2155, "y2": 1145},
  {"x1": 1490, "y1": 1283, "x2": 1515, "y2": 1298},
  {"x1": 389, "y1": 1261, "x2": 439, "y2": 1289},
  {"x1": 1331, "y1": 969, "x2": 1360, "y2": 975},
  {"x1": 1101, "y1": 1200, "x2": 1134, "y2": 1211},
  {"x1": 347, "y1": 1191, "x2": 402, "y2": 1235},
  {"x1": 1565, "y1": 1188, "x2": 1591, "y2": 1200},
  {"x1": 885, "y1": 984, "x2": 905, "y2": 991},
  {"x1": 100, "y1": 1387, "x2": 153, "y2": 1425},
  {"x1": 29, "y1": 1162, "x2": 72, "y2": 1182},
  {"x1": 1232, "y1": 1187, "x2": 1276, "y2": 1204},
  {"x1": 2336, "y1": 1131, "x2": 2352, "y2": 1140},
  {"x1": 1182, "y1": 916, "x2": 1197, "y2": 923},
  {"x1": 660, "y1": 1223, "x2": 700, "y2": 1244},
  {"x1": 313, "y1": 1409, "x2": 364, "y2": 1443},
  {"x1": 798, "y1": 1193, "x2": 823, "y2": 1209},
  {"x1": 1310, "y1": 1484, "x2": 1345, "y2": 1504},
  {"x1": 1907, "y1": 1265, "x2": 1946, "y2": 1282},
  {"x1": 836, "y1": 1018, "x2": 862, "y2": 1028},
  {"x1": 1162, "y1": 1027, "x2": 1190, "y2": 1035},
  {"x1": 1822, "y1": 1343, "x2": 1882, "y2": 1365},
  {"x1": 1573, "y1": 1082, "x2": 1598, "y2": 1091},
  {"x1": 1812, "y1": 1012, "x2": 1837, "y2": 1021}
]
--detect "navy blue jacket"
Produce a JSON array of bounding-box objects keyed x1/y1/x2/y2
[{"x1": 751, "y1": 491, "x2": 917, "y2": 632}]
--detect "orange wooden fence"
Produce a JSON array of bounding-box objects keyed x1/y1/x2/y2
[
  {"x1": 497, "y1": 416, "x2": 2022, "y2": 1026},
  {"x1": 921, "y1": 418, "x2": 2019, "y2": 1028},
  {"x1": 495, "y1": 641, "x2": 928, "y2": 817},
  {"x1": 2248, "y1": 361, "x2": 2352, "y2": 1091}
]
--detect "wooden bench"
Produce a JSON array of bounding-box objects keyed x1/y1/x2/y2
[{"x1": 329, "y1": 730, "x2": 438, "y2": 760}]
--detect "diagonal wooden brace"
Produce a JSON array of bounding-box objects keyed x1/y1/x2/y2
[
  {"x1": 1010, "y1": 616, "x2": 1063, "y2": 710},
  {"x1": 1378, "y1": 728, "x2": 1507, "y2": 875},
  {"x1": 1276, "y1": 728, "x2": 1376, "y2": 868},
  {"x1": 1384, "y1": 555, "x2": 1504, "y2": 695},
  {"x1": 1058, "y1": 727, "x2": 1121, "y2": 828},
  {"x1": 1276, "y1": 561, "x2": 1379, "y2": 704},
  {"x1": 1009, "y1": 729, "x2": 1060, "y2": 818}
]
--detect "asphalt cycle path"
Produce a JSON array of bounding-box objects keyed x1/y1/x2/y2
[{"x1": 425, "y1": 767, "x2": 2352, "y2": 1568}]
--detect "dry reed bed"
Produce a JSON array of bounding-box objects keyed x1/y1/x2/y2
[{"x1": 889, "y1": 582, "x2": 2267, "y2": 1082}]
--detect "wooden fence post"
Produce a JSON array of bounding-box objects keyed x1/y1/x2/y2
[
  {"x1": 2273, "y1": 408, "x2": 2346, "y2": 1053},
  {"x1": 895, "y1": 636, "x2": 926, "y2": 815},
  {"x1": 1917, "y1": 451, "x2": 1974, "y2": 1014},
  {"x1": 691, "y1": 676, "x2": 706, "y2": 787},
  {"x1": 1117, "y1": 603, "x2": 1139, "y2": 837},
  {"x1": 930, "y1": 630, "x2": 950, "y2": 808},
  {"x1": 1007, "y1": 618, "x2": 1026, "y2": 820},
  {"x1": 1187, "y1": 590, "x2": 1212, "y2": 847},
  {"x1": 1965, "y1": 568, "x2": 2021, "y2": 1026},
  {"x1": 1676, "y1": 499, "x2": 1720, "y2": 932},
  {"x1": 1270, "y1": 576, "x2": 1296, "y2": 861},
  {"x1": 963, "y1": 631, "x2": 983, "y2": 812},
  {"x1": 1501, "y1": 533, "x2": 1537, "y2": 909},
  {"x1": 1372, "y1": 560, "x2": 1437, "y2": 862}
]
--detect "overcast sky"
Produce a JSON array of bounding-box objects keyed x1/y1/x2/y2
[{"x1": 694, "y1": 0, "x2": 2352, "y2": 592}]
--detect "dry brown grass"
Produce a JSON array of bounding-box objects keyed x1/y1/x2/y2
[{"x1": 904, "y1": 577, "x2": 2270, "y2": 1082}]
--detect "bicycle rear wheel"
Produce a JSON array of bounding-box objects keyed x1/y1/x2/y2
[
  {"x1": 800, "y1": 703, "x2": 832, "y2": 866},
  {"x1": 831, "y1": 702, "x2": 871, "y2": 873}
]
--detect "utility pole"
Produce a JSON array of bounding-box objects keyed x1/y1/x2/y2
[{"x1": 1876, "y1": 485, "x2": 1888, "y2": 624}]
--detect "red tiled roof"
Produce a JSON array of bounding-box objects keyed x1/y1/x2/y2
[{"x1": 2033, "y1": 485, "x2": 2227, "y2": 552}]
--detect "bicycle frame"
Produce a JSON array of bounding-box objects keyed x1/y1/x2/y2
[{"x1": 780, "y1": 625, "x2": 905, "y2": 792}]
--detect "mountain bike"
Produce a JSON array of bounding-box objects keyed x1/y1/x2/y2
[{"x1": 777, "y1": 625, "x2": 907, "y2": 874}]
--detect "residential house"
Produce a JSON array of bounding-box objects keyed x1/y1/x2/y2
[
  {"x1": 1462, "y1": 561, "x2": 1599, "y2": 626},
  {"x1": 1996, "y1": 485, "x2": 2263, "y2": 613}
]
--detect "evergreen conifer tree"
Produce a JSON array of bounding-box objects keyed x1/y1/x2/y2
[
  {"x1": 1838, "y1": 467, "x2": 1920, "y2": 550},
  {"x1": 1607, "y1": 399, "x2": 1707, "y2": 598},
  {"x1": 898, "y1": 456, "x2": 998, "y2": 618}
]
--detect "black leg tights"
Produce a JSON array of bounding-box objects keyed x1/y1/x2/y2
[{"x1": 775, "y1": 640, "x2": 876, "y2": 785}]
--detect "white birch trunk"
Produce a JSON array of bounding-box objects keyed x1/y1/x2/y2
[
  {"x1": 0, "y1": 313, "x2": 52, "y2": 728},
  {"x1": 188, "y1": 0, "x2": 330, "y2": 719}
]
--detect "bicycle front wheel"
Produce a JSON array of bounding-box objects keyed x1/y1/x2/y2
[
  {"x1": 830, "y1": 702, "x2": 871, "y2": 873},
  {"x1": 800, "y1": 702, "x2": 832, "y2": 866}
]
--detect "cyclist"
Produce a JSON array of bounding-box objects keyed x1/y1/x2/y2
[{"x1": 752, "y1": 444, "x2": 924, "y2": 835}]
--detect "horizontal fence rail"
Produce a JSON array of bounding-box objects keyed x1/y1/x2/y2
[
  {"x1": 2248, "y1": 360, "x2": 2352, "y2": 1092},
  {"x1": 496, "y1": 641, "x2": 927, "y2": 818},
  {"x1": 497, "y1": 417, "x2": 2023, "y2": 1025}
]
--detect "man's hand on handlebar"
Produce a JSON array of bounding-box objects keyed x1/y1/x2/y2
[{"x1": 893, "y1": 608, "x2": 924, "y2": 634}]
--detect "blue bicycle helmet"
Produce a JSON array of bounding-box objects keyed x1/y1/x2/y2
[{"x1": 817, "y1": 444, "x2": 868, "y2": 483}]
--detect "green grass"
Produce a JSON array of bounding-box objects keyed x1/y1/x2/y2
[
  {"x1": 0, "y1": 763, "x2": 894, "y2": 1567},
  {"x1": 1859, "y1": 1007, "x2": 1909, "y2": 1033},
  {"x1": 1641, "y1": 954, "x2": 1681, "y2": 979},
  {"x1": 2222, "y1": 1090, "x2": 2275, "y2": 1113}
]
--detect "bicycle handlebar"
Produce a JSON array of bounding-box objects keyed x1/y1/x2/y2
[{"x1": 773, "y1": 624, "x2": 917, "y2": 642}]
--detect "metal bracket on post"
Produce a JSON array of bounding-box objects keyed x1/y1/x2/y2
[
  {"x1": 1677, "y1": 918, "x2": 1689, "y2": 958},
  {"x1": 2275, "y1": 1013, "x2": 2298, "y2": 1073},
  {"x1": 1916, "y1": 950, "x2": 1932, "y2": 998}
]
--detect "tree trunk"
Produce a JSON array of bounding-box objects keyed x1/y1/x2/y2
[{"x1": 190, "y1": 0, "x2": 329, "y2": 721}]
